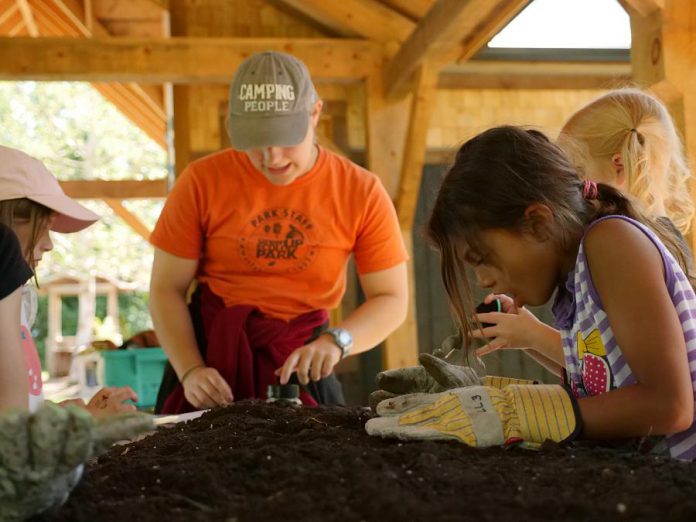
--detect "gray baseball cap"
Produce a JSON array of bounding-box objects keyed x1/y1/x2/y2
[{"x1": 227, "y1": 51, "x2": 318, "y2": 150}]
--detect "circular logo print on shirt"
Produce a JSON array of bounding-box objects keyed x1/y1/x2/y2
[{"x1": 239, "y1": 207, "x2": 318, "y2": 273}]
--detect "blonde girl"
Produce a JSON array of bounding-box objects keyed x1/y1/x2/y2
[{"x1": 558, "y1": 87, "x2": 693, "y2": 236}]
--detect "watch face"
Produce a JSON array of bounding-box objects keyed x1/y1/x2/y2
[{"x1": 338, "y1": 331, "x2": 351, "y2": 346}]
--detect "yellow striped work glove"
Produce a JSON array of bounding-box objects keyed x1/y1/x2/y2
[
  {"x1": 365, "y1": 384, "x2": 581, "y2": 448},
  {"x1": 482, "y1": 375, "x2": 537, "y2": 388}
]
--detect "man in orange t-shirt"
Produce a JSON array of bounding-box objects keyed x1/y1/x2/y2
[{"x1": 150, "y1": 51, "x2": 408, "y2": 412}]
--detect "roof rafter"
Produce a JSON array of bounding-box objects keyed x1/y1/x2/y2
[
  {"x1": 16, "y1": 0, "x2": 38, "y2": 36},
  {"x1": 275, "y1": 0, "x2": 414, "y2": 43},
  {"x1": 92, "y1": 0, "x2": 166, "y2": 19},
  {"x1": 384, "y1": 0, "x2": 530, "y2": 97},
  {"x1": 379, "y1": 0, "x2": 435, "y2": 21},
  {"x1": 620, "y1": 0, "x2": 664, "y2": 17},
  {"x1": 104, "y1": 199, "x2": 152, "y2": 241},
  {"x1": 47, "y1": 0, "x2": 167, "y2": 147},
  {"x1": 0, "y1": 3, "x2": 21, "y2": 31}
]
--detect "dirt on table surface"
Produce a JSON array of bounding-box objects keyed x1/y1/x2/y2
[{"x1": 36, "y1": 401, "x2": 696, "y2": 522}]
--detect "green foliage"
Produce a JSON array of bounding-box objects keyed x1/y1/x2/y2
[{"x1": 0, "y1": 81, "x2": 165, "y2": 356}]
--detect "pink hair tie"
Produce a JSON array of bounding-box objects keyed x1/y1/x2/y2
[{"x1": 582, "y1": 180, "x2": 599, "y2": 200}]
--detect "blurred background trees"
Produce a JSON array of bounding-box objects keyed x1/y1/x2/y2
[{"x1": 0, "y1": 81, "x2": 166, "y2": 364}]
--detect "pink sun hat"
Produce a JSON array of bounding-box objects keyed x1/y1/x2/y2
[{"x1": 0, "y1": 145, "x2": 99, "y2": 233}]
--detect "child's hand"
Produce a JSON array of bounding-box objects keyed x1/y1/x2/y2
[
  {"x1": 471, "y1": 293, "x2": 546, "y2": 356},
  {"x1": 58, "y1": 398, "x2": 87, "y2": 409},
  {"x1": 86, "y1": 387, "x2": 138, "y2": 418}
]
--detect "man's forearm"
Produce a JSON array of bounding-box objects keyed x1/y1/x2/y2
[
  {"x1": 150, "y1": 288, "x2": 204, "y2": 379},
  {"x1": 335, "y1": 294, "x2": 407, "y2": 356}
]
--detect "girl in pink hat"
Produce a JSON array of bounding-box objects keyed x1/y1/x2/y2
[{"x1": 0, "y1": 145, "x2": 138, "y2": 416}]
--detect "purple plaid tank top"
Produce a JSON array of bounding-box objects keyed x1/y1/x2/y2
[{"x1": 552, "y1": 215, "x2": 696, "y2": 460}]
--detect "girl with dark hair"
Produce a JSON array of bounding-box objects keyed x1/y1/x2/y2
[
  {"x1": 366, "y1": 126, "x2": 696, "y2": 459},
  {"x1": 471, "y1": 88, "x2": 695, "y2": 389}
]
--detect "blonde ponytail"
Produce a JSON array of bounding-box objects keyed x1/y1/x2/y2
[{"x1": 559, "y1": 88, "x2": 693, "y2": 235}]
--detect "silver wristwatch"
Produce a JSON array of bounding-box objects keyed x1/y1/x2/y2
[{"x1": 325, "y1": 327, "x2": 353, "y2": 359}]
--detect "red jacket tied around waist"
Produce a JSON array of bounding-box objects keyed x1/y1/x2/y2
[{"x1": 161, "y1": 285, "x2": 328, "y2": 414}]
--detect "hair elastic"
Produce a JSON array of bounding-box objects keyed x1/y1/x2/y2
[{"x1": 582, "y1": 180, "x2": 599, "y2": 200}]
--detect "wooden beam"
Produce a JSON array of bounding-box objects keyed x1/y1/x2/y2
[
  {"x1": 103, "y1": 199, "x2": 152, "y2": 241},
  {"x1": 621, "y1": 0, "x2": 665, "y2": 17},
  {"x1": 146, "y1": 0, "x2": 168, "y2": 9},
  {"x1": 276, "y1": 0, "x2": 414, "y2": 43},
  {"x1": 91, "y1": 0, "x2": 166, "y2": 19},
  {"x1": 382, "y1": 63, "x2": 437, "y2": 371},
  {"x1": 33, "y1": 0, "x2": 78, "y2": 35},
  {"x1": 0, "y1": 3, "x2": 20, "y2": 29},
  {"x1": 316, "y1": 128, "x2": 348, "y2": 158},
  {"x1": 60, "y1": 179, "x2": 168, "y2": 199},
  {"x1": 454, "y1": 0, "x2": 532, "y2": 63},
  {"x1": 92, "y1": 82, "x2": 167, "y2": 147},
  {"x1": 438, "y1": 60, "x2": 632, "y2": 90},
  {"x1": 382, "y1": 233, "x2": 419, "y2": 369},
  {"x1": 8, "y1": 18, "x2": 26, "y2": 36},
  {"x1": 0, "y1": 36, "x2": 384, "y2": 82},
  {"x1": 384, "y1": 0, "x2": 530, "y2": 97},
  {"x1": 16, "y1": 0, "x2": 38, "y2": 36},
  {"x1": 48, "y1": 0, "x2": 167, "y2": 146},
  {"x1": 51, "y1": 0, "x2": 91, "y2": 36},
  {"x1": 315, "y1": 83, "x2": 352, "y2": 102},
  {"x1": 396, "y1": 63, "x2": 437, "y2": 230},
  {"x1": 379, "y1": 0, "x2": 435, "y2": 21},
  {"x1": 84, "y1": 0, "x2": 93, "y2": 33},
  {"x1": 364, "y1": 72, "x2": 411, "y2": 197}
]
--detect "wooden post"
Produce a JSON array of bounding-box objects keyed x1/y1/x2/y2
[
  {"x1": 376, "y1": 63, "x2": 437, "y2": 370},
  {"x1": 76, "y1": 272, "x2": 96, "y2": 349},
  {"x1": 396, "y1": 63, "x2": 438, "y2": 230},
  {"x1": 364, "y1": 72, "x2": 411, "y2": 198},
  {"x1": 107, "y1": 287, "x2": 120, "y2": 342},
  {"x1": 46, "y1": 289, "x2": 62, "y2": 376}
]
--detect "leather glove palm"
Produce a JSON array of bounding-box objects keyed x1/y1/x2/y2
[
  {"x1": 369, "y1": 332, "x2": 537, "y2": 409},
  {"x1": 366, "y1": 384, "x2": 581, "y2": 448},
  {"x1": 369, "y1": 333, "x2": 482, "y2": 408},
  {"x1": 0, "y1": 402, "x2": 154, "y2": 521}
]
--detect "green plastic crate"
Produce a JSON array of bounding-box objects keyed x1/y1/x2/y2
[{"x1": 100, "y1": 348, "x2": 168, "y2": 410}]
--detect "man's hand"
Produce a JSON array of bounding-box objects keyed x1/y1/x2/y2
[
  {"x1": 182, "y1": 366, "x2": 233, "y2": 409},
  {"x1": 276, "y1": 335, "x2": 342, "y2": 385},
  {"x1": 0, "y1": 402, "x2": 153, "y2": 521}
]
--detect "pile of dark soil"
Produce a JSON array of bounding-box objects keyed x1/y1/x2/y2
[{"x1": 38, "y1": 401, "x2": 696, "y2": 522}]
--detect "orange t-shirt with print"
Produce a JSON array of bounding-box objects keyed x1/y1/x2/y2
[{"x1": 150, "y1": 147, "x2": 407, "y2": 321}]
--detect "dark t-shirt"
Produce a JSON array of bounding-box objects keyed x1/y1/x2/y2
[{"x1": 0, "y1": 223, "x2": 32, "y2": 300}]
